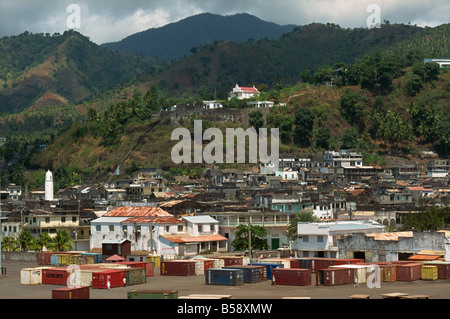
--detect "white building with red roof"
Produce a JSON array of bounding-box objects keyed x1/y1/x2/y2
[
  {"x1": 228, "y1": 84, "x2": 260, "y2": 100},
  {"x1": 90, "y1": 206, "x2": 227, "y2": 257}
]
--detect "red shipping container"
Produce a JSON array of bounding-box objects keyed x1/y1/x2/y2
[
  {"x1": 92, "y1": 270, "x2": 126, "y2": 289},
  {"x1": 312, "y1": 258, "x2": 337, "y2": 273},
  {"x1": 42, "y1": 268, "x2": 71, "y2": 285},
  {"x1": 160, "y1": 261, "x2": 196, "y2": 276},
  {"x1": 37, "y1": 252, "x2": 54, "y2": 266},
  {"x1": 396, "y1": 263, "x2": 422, "y2": 282},
  {"x1": 320, "y1": 268, "x2": 354, "y2": 286},
  {"x1": 333, "y1": 258, "x2": 365, "y2": 266},
  {"x1": 112, "y1": 262, "x2": 154, "y2": 277},
  {"x1": 203, "y1": 260, "x2": 215, "y2": 271},
  {"x1": 52, "y1": 286, "x2": 90, "y2": 299},
  {"x1": 272, "y1": 268, "x2": 311, "y2": 286},
  {"x1": 426, "y1": 262, "x2": 450, "y2": 279}
]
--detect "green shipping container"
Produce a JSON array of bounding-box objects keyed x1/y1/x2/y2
[
  {"x1": 125, "y1": 268, "x2": 147, "y2": 286},
  {"x1": 127, "y1": 290, "x2": 178, "y2": 299}
]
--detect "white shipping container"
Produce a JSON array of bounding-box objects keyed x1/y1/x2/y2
[{"x1": 21, "y1": 267, "x2": 49, "y2": 285}]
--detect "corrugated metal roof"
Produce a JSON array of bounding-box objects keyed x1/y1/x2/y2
[
  {"x1": 408, "y1": 255, "x2": 441, "y2": 261},
  {"x1": 104, "y1": 206, "x2": 172, "y2": 217},
  {"x1": 91, "y1": 217, "x2": 129, "y2": 223},
  {"x1": 121, "y1": 216, "x2": 183, "y2": 224},
  {"x1": 182, "y1": 215, "x2": 219, "y2": 224},
  {"x1": 159, "y1": 200, "x2": 186, "y2": 207},
  {"x1": 161, "y1": 234, "x2": 228, "y2": 243},
  {"x1": 366, "y1": 231, "x2": 413, "y2": 241}
]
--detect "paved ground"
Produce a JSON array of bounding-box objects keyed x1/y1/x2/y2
[{"x1": 1, "y1": 260, "x2": 449, "y2": 300}]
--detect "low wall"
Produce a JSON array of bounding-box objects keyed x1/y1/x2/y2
[{"x1": 1, "y1": 251, "x2": 38, "y2": 262}]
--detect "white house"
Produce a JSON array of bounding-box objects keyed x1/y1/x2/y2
[
  {"x1": 228, "y1": 84, "x2": 260, "y2": 100},
  {"x1": 293, "y1": 220, "x2": 384, "y2": 258},
  {"x1": 90, "y1": 206, "x2": 227, "y2": 257},
  {"x1": 424, "y1": 58, "x2": 450, "y2": 68},
  {"x1": 247, "y1": 101, "x2": 274, "y2": 108},
  {"x1": 203, "y1": 100, "x2": 223, "y2": 109},
  {"x1": 323, "y1": 150, "x2": 363, "y2": 167},
  {"x1": 5, "y1": 184, "x2": 22, "y2": 201}
]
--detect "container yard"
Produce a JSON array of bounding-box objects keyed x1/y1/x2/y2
[{"x1": 1, "y1": 253, "x2": 449, "y2": 300}]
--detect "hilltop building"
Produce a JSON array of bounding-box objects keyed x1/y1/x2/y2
[{"x1": 228, "y1": 84, "x2": 260, "y2": 100}]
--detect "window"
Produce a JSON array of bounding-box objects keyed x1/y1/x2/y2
[
  {"x1": 72, "y1": 217, "x2": 77, "y2": 222},
  {"x1": 303, "y1": 235, "x2": 309, "y2": 242},
  {"x1": 178, "y1": 225, "x2": 184, "y2": 232},
  {"x1": 165, "y1": 226, "x2": 170, "y2": 233},
  {"x1": 96, "y1": 225, "x2": 101, "y2": 232},
  {"x1": 45, "y1": 217, "x2": 50, "y2": 223},
  {"x1": 109, "y1": 225, "x2": 114, "y2": 231},
  {"x1": 61, "y1": 217, "x2": 66, "y2": 223},
  {"x1": 317, "y1": 235, "x2": 324, "y2": 243},
  {"x1": 122, "y1": 225, "x2": 127, "y2": 232}
]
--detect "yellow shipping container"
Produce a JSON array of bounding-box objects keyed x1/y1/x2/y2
[
  {"x1": 421, "y1": 265, "x2": 438, "y2": 280},
  {"x1": 148, "y1": 255, "x2": 161, "y2": 268}
]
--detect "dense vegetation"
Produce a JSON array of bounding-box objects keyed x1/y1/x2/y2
[
  {"x1": 102, "y1": 13, "x2": 297, "y2": 60},
  {"x1": 0, "y1": 30, "x2": 162, "y2": 113}
]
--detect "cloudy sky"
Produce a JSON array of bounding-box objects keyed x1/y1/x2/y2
[{"x1": 0, "y1": 0, "x2": 448, "y2": 44}]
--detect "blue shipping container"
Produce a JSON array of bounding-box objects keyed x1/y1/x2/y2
[
  {"x1": 248, "y1": 263, "x2": 284, "y2": 280},
  {"x1": 205, "y1": 268, "x2": 244, "y2": 286},
  {"x1": 50, "y1": 254, "x2": 59, "y2": 265}
]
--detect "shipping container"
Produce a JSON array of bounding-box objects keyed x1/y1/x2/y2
[
  {"x1": 205, "y1": 268, "x2": 244, "y2": 286},
  {"x1": 111, "y1": 261, "x2": 154, "y2": 277},
  {"x1": 67, "y1": 268, "x2": 106, "y2": 287},
  {"x1": 223, "y1": 266, "x2": 262, "y2": 283},
  {"x1": 125, "y1": 267, "x2": 147, "y2": 286},
  {"x1": 216, "y1": 256, "x2": 243, "y2": 266},
  {"x1": 80, "y1": 253, "x2": 103, "y2": 264},
  {"x1": 260, "y1": 259, "x2": 291, "y2": 269},
  {"x1": 421, "y1": 265, "x2": 438, "y2": 281},
  {"x1": 319, "y1": 268, "x2": 354, "y2": 286},
  {"x1": 52, "y1": 286, "x2": 90, "y2": 299},
  {"x1": 330, "y1": 264, "x2": 371, "y2": 284},
  {"x1": 396, "y1": 263, "x2": 422, "y2": 282},
  {"x1": 380, "y1": 264, "x2": 397, "y2": 282},
  {"x1": 42, "y1": 267, "x2": 71, "y2": 285},
  {"x1": 272, "y1": 268, "x2": 312, "y2": 286},
  {"x1": 422, "y1": 261, "x2": 450, "y2": 279},
  {"x1": 20, "y1": 267, "x2": 49, "y2": 285},
  {"x1": 160, "y1": 260, "x2": 196, "y2": 276},
  {"x1": 147, "y1": 255, "x2": 161, "y2": 268},
  {"x1": 92, "y1": 270, "x2": 126, "y2": 289},
  {"x1": 37, "y1": 252, "x2": 54, "y2": 266},
  {"x1": 248, "y1": 263, "x2": 284, "y2": 280},
  {"x1": 333, "y1": 258, "x2": 365, "y2": 266},
  {"x1": 127, "y1": 290, "x2": 178, "y2": 299},
  {"x1": 292, "y1": 257, "x2": 315, "y2": 270}
]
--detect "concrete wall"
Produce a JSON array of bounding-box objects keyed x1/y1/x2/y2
[
  {"x1": 1, "y1": 251, "x2": 38, "y2": 262},
  {"x1": 337, "y1": 231, "x2": 448, "y2": 262}
]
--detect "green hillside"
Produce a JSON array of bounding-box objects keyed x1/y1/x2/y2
[{"x1": 0, "y1": 30, "x2": 162, "y2": 114}]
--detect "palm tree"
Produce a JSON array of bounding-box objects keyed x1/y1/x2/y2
[
  {"x1": 34, "y1": 232, "x2": 52, "y2": 252},
  {"x1": 17, "y1": 231, "x2": 35, "y2": 252},
  {"x1": 48, "y1": 230, "x2": 74, "y2": 252},
  {"x1": 286, "y1": 209, "x2": 317, "y2": 241},
  {"x1": 1, "y1": 236, "x2": 19, "y2": 252}
]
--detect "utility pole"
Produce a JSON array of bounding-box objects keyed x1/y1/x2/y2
[
  {"x1": 248, "y1": 219, "x2": 252, "y2": 259},
  {"x1": 149, "y1": 215, "x2": 153, "y2": 255}
]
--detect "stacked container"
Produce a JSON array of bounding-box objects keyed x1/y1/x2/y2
[
  {"x1": 421, "y1": 265, "x2": 438, "y2": 281},
  {"x1": 205, "y1": 268, "x2": 244, "y2": 286},
  {"x1": 248, "y1": 263, "x2": 284, "y2": 280},
  {"x1": 223, "y1": 265, "x2": 262, "y2": 283},
  {"x1": 128, "y1": 290, "x2": 178, "y2": 299},
  {"x1": 92, "y1": 270, "x2": 126, "y2": 289},
  {"x1": 160, "y1": 260, "x2": 196, "y2": 276},
  {"x1": 272, "y1": 268, "x2": 312, "y2": 286},
  {"x1": 216, "y1": 256, "x2": 243, "y2": 266},
  {"x1": 396, "y1": 263, "x2": 422, "y2": 282},
  {"x1": 319, "y1": 267, "x2": 354, "y2": 286},
  {"x1": 52, "y1": 286, "x2": 90, "y2": 299}
]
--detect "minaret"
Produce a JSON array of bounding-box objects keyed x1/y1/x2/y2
[{"x1": 45, "y1": 170, "x2": 54, "y2": 201}]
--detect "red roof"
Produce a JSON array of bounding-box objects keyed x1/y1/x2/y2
[
  {"x1": 104, "y1": 206, "x2": 172, "y2": 217},
  {"x1": 239, "y1": 86, "x2": 259, "y2": 93},
  {"x1": 161, "y1": 234, "x2": 228, "y2": 243},
  {"x1": 121, "y1": 216, "x2": 183, "y2": 224}
]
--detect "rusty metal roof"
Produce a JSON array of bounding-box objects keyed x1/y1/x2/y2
[
  {"x1": 104, "y1": 206, "x2": 172, "y2": 217},
  {"x1": 366, "y1": 231, "x2": 413, "y2": 241},
  {"x1": 161, "y1": 234, "x2": 228, "y2": 243},
  {"x1": 121, "y1": 216, "x2": 183, "y2": 224}
]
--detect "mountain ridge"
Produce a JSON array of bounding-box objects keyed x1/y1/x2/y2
[{"x1": 101, "y1": 12, "x2": 298, "y2": 60}]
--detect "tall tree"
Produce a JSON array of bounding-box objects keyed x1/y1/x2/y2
[
  {"x1": 294, "y1": 107, "x2": 315, "y2": 147},
  {"x1": 231, "y1": 224, "x2": 268, "y2": 251}
]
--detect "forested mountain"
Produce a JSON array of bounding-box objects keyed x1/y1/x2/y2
[
  {"x1": 101, "y1": 13, "x2": 298, "y2": 60},
  {"x1": 135, "y1": 22, "x2": 427, "y2": 98},
  {"x1": 0, "y1": 30, "x2": 161, "y2": 114}
]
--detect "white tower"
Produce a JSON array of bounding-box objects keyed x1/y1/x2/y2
[{"x1": 45, "y1": 170, "x2": 54, "y2": 201}]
